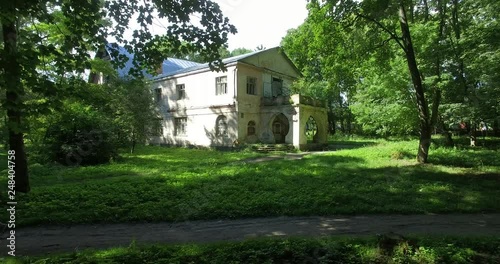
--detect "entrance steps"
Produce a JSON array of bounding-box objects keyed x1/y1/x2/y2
[{"x1": 251, "y1": 144, "x2": 295, "y2": 153}]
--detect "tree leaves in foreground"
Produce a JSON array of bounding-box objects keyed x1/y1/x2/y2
[{"x1": 0, "y1": 0, "x2": 236, "y2": 192}]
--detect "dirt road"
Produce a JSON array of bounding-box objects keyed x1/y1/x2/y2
[{"x1": 2, "y1": 213, "x2": 500, "y2": 256}]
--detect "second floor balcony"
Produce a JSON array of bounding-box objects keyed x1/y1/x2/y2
[{"x1": 261, "y1": 94, "x2": 326, "y2": 108}]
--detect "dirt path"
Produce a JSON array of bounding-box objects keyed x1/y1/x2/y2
[
  {"x1": 2, "y1": 214, "x2": 500, "y2": 256},
  {"x1": 239, "y1": 151, "x2": 335, "y2": 164}
]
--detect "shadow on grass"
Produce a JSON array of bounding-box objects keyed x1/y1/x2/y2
[
  {"x1": 428, "y1": 147, "x2": 500, "y2": 168},
  {"x1": 328, "y1": 141, "x2": 377, "y2": 150},
  {"x1": 433, "y1": 136, "x2": 500, "y2": 149},
  {"x1": 14, "y1": 148, "x2": 500, "y2": 227}
]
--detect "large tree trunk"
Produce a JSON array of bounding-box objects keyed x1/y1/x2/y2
[
  {"x1": 399, "y1": 2, "x2": 432, "y2": 163},
  {"x1": 3, "y1": 21, "x2": 30, "y2": 192}
]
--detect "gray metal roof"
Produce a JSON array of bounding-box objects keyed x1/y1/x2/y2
[
  {"x1": 105, "y1": 45, "x2": 296, "y2": 80},
  {"x1": 150, "y1": 48, "x2": 272, "y2": 81}
]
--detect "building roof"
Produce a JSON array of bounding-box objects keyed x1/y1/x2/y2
[
  {"x1": 105, "y1": 45, "x2": 203, "y2": 78},
  {"x1": 150, "y1": 48, "x2": 267, "y2": 81},
  {"x1": 105, "y1": 45, "x2": 300, "y2": 80}
]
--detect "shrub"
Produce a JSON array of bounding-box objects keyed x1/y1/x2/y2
[{"x1": 43, "y1": 101, "x2": 119, "y2": 166}]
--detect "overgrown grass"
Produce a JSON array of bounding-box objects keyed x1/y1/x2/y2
[
  {"x1": 12, "y1": 236, "x2": 500, "y2": 263},
  {"x1": 0, "y1": 138, "x2": 499, "y2": 227}
]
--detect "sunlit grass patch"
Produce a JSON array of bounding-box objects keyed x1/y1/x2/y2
[{"x1": 2, "y1": 138, "x2": 499, "y2": 227}]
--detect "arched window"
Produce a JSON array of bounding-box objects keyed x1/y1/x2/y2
[
  {"x1": 216, "y1": 115, "x2": 228, "y2": 136},
  {"x1": 305, "y1": 116, "x2": 318, "y2": 141},
  {"x1": 247, "y1": 121, "x2": 256, "y2": 136}
]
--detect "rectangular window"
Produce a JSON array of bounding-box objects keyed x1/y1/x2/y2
[
  {"x1": 176, "y1": 84, "x2": 185, "y2": 100},
  {"x1": 154, "y1": 88, "x2": 162, "y2": 102},
  {"x1": 271, "y1": 77, "x2": 283, "y2": 97},
  {"x1": 174, "y1": 117, "x2": 187, "y2": 136},
  {"x1": 246, "y1": 77, "x2": 257, "y2": 95},
  {"x1": 216, "y1": 76, "x2": 228, "y2": 95}
]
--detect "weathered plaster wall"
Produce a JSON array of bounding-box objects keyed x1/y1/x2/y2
[
  {"x1": 236, "y1": 61, "x2": 297, "y2": 144},
  {"x1": 149, "y1": 48, "x2": 328, "y2": 149},
  {"x1": 150, "y1": 66, "x2": 239, "y2": 147},
  {"x1": 149, "y1": 106, "x2": 238, "y2": 147},
  {"x1": 297, "y1": 105, "x2": 329, "y2": 149},
  {"x1": 240, "y1": 48, "x2": 301, "y2": 79},
  {"x1": 151, "y1": 65, "x2": 237, "y2": 111}
]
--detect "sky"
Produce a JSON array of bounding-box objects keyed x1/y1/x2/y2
[
  {"x1": 212, "y1": 0, "x2": 309, "y2": 50},
  {"x1": 117, "y1": 0, "x2": 309, "y2": 51}
]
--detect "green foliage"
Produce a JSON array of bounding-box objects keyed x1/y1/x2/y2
[
  {"x1": 282, "y1": 0, "x2": 500, "y2": 139},
  {"x1": 229, "y1": 47, "x2": 254, "y2": 57},
  {"x1": 43, "y1": 101, "x2": 119, "y2": 166},
  {"x1": 184, "y1": 46, "x2": 254, "y2": 62},
  {"x1": 26, "y1": 77, "x2": 159, "y2": 165},
  {"x1": 2, "y1": 139, "x2": 498, "y2": 227},
  {"x1": 351, "y1": 56, "x2": 419, "y2": 136},
  {"x1": 17, "y1": 236, "x2": 500, "y2": 264},
  {"x1": 0, "y1": 0, "x2": 237, "y2": 192},
  {"x1": 106, "y1": 78, "x2": 160, "y2": 152}
]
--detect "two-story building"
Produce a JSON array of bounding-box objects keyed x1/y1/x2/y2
[{"x1": 149, "y1": 47, "x2": 328, "y2": 150}]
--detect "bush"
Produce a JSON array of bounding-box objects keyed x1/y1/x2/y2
[
  {"x1": 43, "y1": 101, "x2": 119, "y2": 166},
  {"x1": 26, "y1": 78, "x2": 158, "y2": 165}
]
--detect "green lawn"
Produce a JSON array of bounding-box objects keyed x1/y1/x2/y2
[
  {"x1": 14, "y1": 236, "x2": 500, "y2": 264},
  {"x1": 1, "y1": 138, "x2": 499, "y2": 227}
]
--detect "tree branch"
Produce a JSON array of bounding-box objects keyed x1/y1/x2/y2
[
  {"x1": 374, "y1": 37, "x2": 393, "y2": 49},
  {"x1": 356, "y1": 13, "x2": 407, "y2": 53}
]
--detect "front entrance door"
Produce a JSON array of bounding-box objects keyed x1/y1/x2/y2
[{"x1": 272, "y1": 113, "x2": 289, "y2": 144}]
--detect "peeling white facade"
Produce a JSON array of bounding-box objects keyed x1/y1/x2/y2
[{"x1": 149, "y1": 47, "x2": 328, "y2": 150}]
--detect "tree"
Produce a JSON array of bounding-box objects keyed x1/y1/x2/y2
[
  {"x1": 255, "y1": 44, "x2": 266, "y2": 51},
  {"x1": 282, "y1": 18, "x2": 359, "y2": 135},
  {"x1": 230, "y1": 47, "x2": 253, "y2": 57},
  {"x1": 0, "y1": 0, "x2": 236, "y2": 193},
  {"x1": 286, "y1": 0, "x2": 444, "y2": 162},
  {"x1": 184, "y1": 47, "x2": 253, "y2": 62},
  {"x1": 108, "y1": 78, "x2": 160, "y2": 153}
]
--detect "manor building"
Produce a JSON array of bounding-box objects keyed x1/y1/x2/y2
[{"x1": 148, "y1": 47, "x2": 328, "y2": 149}]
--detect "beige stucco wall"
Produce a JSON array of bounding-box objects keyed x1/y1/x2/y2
[
  {"x1": 148, "y1": 48, "x2": 328, "y2": 149},
  {"x1": 296, "y1": 104, "x2": 329, "y2": 148},
  {"x1": 152, "y1": 65, "x2": 237, "y2": 110},
  {"x1": 239, "y1": 48, "x2": 301, "y2": 79},
  {"x1": 150, "y1": 66, "x2": 239, "y2": 147},
  {"x1": 235, "y1": 58, "x2": 298, "y2": 144}
]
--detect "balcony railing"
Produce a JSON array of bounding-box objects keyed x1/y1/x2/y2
[
  {"x1": 261, "y1": 94, "x2": 326, "y2": 107},
  {"x1": 261, "y1": 95, "x2": 292, "y2": 106}
]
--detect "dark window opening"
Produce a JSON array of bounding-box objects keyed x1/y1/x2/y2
[
  {"x1": 174, "y1": 117, "x2": 187, "y2": 136},
  {"x1": 177, "y1": 84, "x2": 185, "y2": 100},
  {"x1": 247, "y1": 121, "x2": 256, "y2": 136}
]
